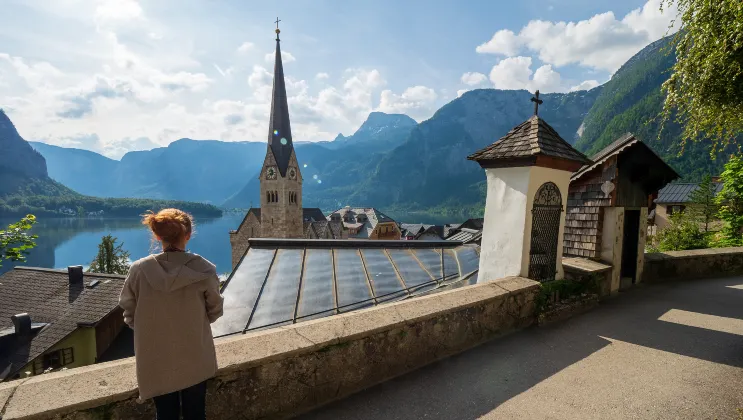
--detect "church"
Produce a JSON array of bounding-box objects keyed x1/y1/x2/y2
[{"x1": 229, "y1": 25, "x2": 345, "y2": 268}]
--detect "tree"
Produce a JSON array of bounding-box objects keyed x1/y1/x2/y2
[
  {"x1": 648, "y1": 211, "x2": 708, "y2": 252},
  {"x1": 688, "y1": 174, "x2": 719, "y2": 231},
  {"x1": 660, "y1": 0, "x2": 743, "y2": 152},
  {"x1": 0, "y1": 215, "x2": 37, "y2": 268},
  {"x1": 715, "y1": 154, "x2": 743, "y2": 246},
  {"x1": 88, "y1": 234, "x2": 131, "y2": 275}
]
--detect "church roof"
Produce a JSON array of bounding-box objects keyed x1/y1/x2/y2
[
  {"x1": 267, "y1": 28, "x2": 295, "y2": 177},
  {"x1": 211, "y1": 239, "x2": 481, "y2": 337},
  {"x1": 233, "y1": 207, "x2": 327, "y2": 233},
  {"x1": 467, "y1": 115, "x2": 590, "y2": 166}
]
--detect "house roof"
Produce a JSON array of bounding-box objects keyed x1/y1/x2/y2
[
  {"x1": 0, "y1": 267, "x2": 125, "y2": 380},
  {"x1": 447, "y1": 228, "x2": 483, "y2": 244},
  {"x1": 572, "y1": 133, "x2": 679, "y2": 183},
  {"x1": 467, "y1": 115, "x2": 590, "y2": 166},
  {"x1": 211, "y1": 239, "x2": 481, "y2": 338},
  {"x1": 304, "y1": 220, "x2": 345, "y2": 239},
  {"x1": 656, "y1": 182, "x2": 724, "y2": 204},
  {"x1": 328, "y1": 207, "x2": 397, "y2": 238}
]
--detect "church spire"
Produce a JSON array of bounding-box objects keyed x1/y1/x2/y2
[{"x1": 267, "y1": 17, "x2": 294, "y2": 177}]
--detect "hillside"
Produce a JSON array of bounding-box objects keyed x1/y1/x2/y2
[
  {"x1": 0, "y1": 111, "x2": 222, "y2": 218},
  {"x1": 575, "y1": 36, "x2": 736, "y2": 180}
]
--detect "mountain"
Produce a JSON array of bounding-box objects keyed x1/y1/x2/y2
[
  {"x1": 0, "y1": 109, "x2": 75, "y2": 198},
  {"x1": 0, "y1": 111, "x2": 221, "y2": 218},
  {"x1": 574, "y1": 36, "x2": 735, "y2": 180},
  {"x1": 28, "y1": 142, "x2": 119, "y2": 198},
  {"x1": 218, "y1": 112, "x2": 418, "y2": 209}
]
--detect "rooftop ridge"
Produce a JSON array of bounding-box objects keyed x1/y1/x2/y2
[{"x1": 13, "y1": 266, "x2": 126, "y2": 279}]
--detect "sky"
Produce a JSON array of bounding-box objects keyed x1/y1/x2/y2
[{"x1": 0, "y1": 0, "x2": 679, "y2": 159}]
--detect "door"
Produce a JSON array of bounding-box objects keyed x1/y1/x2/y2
[
  {"x1": 621, "y1": 209, "x2": 640, "y2": 285},
  {"x1": 529, "y1": 182, "x2": 563, "y2": 282}
]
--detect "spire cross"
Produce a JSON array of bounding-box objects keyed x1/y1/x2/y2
[
  {"x1": 274, "y1": 17, "x2": 281, "y2": 40},
  {"x1": 275, "y1": 17, "x2": 281, "y2": 29},
  {"x1": 531, "y1": 90, "x2": 543, "y2": 116}
]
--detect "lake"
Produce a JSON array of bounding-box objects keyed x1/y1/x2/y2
[{"x1": 0, "y1": 211, "x2": 476, "y2": 276}]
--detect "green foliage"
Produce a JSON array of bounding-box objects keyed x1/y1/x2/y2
[
  {"x1": 88, "y1": 234, "x2": 131, "y2": 275},
  {"x1": 687, "y1": 174, "x2": 720, "y2": 231},
  {"x1": 534, "y1": 277, "x2": 598, "y2": 314},
  {"x1": 660, "y1": 0, "x2": 743, "y2": 152},
  {"x1": 648, "y1": 211, "x2": 708, "y2": 252},
  {"x1": 0, "y1": 180, "x2": 222, "y2": 218},
  {"x1": 714, "y1": 154, "x2": 743, "y2": 245},
  {"x1": 0, "y1": 214, "x2": 38, "y2": 268}
]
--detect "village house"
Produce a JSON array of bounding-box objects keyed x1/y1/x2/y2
[
  {"x1": 0, "y1": 266, "x2": 131, "y2": 381},
  {"x1": 652, "y1": 179, "x2": 723, "y2": 230},
  {"x1": 328, "y1": 207, "x2": 401, "y2": 240},
  {"x1": 399, "y1": 223, "x2": 445, "y2": 240}
]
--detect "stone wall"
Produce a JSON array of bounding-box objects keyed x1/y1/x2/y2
[
  {"x1": 643, "y1": 247, "x2": 743, "y2": 282},
  {"x1": 0, "y1": 277, "x2": 539, "y2": 420}
]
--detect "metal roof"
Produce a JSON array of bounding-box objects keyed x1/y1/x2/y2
[
  {"x1": 211, "y1": 239, "x2": 481, "y2": 338},
  {"x1": 656, "y1": 182, "x2": 724, "y2": 204}
]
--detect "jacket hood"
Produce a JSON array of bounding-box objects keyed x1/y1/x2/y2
[{"x1": 137, "y1": 252, "x2": 216, "y2": 292}]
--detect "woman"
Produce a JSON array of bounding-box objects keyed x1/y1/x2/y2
[{"x1": 119, "y1": 208, "x2": 224, "y2": 420}]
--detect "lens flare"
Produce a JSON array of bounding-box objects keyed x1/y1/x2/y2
[
  {"x1": 312, "y1": 175, "x2": 318, "y2": 180},
  {"x1": 273, "y1": 130, "x2": 278, "y2": 136}
]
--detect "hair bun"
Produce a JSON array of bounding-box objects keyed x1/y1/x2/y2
[{"x1": 142, "y1": 208, "x2": 194, "y2": 245}]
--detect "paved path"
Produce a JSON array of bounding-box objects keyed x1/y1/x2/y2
[{"x1": 300, "y1": 277, "x2": 743, "y2": 420}]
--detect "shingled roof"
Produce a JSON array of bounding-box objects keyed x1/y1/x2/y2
[
  {"x1": 467, "y1": 115, "x2": 590, "y2": 166},
  {"x1": 0, "y1": 267, "x2": 125, "y2": 380}
]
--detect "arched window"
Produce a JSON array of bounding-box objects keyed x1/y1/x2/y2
[
  {"x1": 275, "y1": 191, "x2": 279, "y2": 203},
  {"x1": 266, "y1": 191, "x2": 270, "y2": 203}
]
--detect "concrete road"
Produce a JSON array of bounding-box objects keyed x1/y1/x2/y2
[{"x1": 300, "y1": 277, "x2": 743, "y2": 420}]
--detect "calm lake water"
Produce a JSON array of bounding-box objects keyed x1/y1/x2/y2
[{"x1": 0, "y1": 211, "x2": 475, "y2": 276}]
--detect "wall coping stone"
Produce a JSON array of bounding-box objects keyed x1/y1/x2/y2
[
  {"x1": 1, "y1": 276, "x2": 539, "y2": 420},
  {"x1": 644, "y1": 246, "x2": 743, "y2": 261}
]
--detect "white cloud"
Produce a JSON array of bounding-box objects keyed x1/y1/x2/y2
[
  {"x1": 236, "y1": 41, "x2": 254, "y2": 54},
  {"x1": 460, "y1": 72, "x2": 488, "y2": 86},
  {"x1": 476, "y1": 29, "x2": 521, "y2": 56},
  {"x1": 95, "y1": 0, "x2": 143, "y2": 21},
  {"x1": 264, "y1": 51, "x2": 296, "y2": 64},
  {"x1": 488, "y1": 56, "x2": 565, "y2": 93},
  {"x1": 457, "y1": 89, "x2": 468, "y2": 98},
  {"x1": 570, "y1": 80, "x2": 600, "y2": 92},
  {"x1": 476, "y1": 0, "x2": 677, "y2": 72},
  {"x1": 378, "y1": 85, "x2": 438, "y2": 120},
  {"x1": 315, "y1": 72, "x2": 330, "y2": 81}
]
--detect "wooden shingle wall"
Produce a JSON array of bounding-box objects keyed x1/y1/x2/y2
[{"x1": 563, "y1": 159, "x2": 616, "y2": 258}]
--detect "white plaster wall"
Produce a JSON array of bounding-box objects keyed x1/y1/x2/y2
[
  {"x1": 478, "y1": 167, "x2": 530, "y2": 283},
  {"x1": 520, "y1": 166, "x2": 573, "y2": 280}
]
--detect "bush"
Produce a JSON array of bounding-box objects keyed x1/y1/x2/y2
[{"x1": 647, "y1": 212, "x2": 708, "y2": 252}]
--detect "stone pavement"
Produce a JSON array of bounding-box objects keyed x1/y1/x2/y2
[{"x1": 300, "y1": 277, "x2": 743, "y2": 420}]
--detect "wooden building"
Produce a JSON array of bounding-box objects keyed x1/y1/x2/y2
[{"x1": 564, "y1": 133, "x2": 678, "y2": 291}]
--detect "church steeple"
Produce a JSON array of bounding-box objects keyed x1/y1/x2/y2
[{"x1": 267, "y1": 18, "x2": 294, "y2": 178}]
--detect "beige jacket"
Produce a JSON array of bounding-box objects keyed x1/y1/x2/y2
[{"x1": 119, "y1": 252, "x2": 224, "y2": 400}]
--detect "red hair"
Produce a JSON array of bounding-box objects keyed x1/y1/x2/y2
[{"x1": 142, "y1": 208, "x2": 194, "y2": 244}]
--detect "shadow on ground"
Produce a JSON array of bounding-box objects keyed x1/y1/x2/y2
[{"x1": 299, "y1": 276, "x2": 743, "y2": 420}]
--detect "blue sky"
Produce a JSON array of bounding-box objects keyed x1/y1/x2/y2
[{"x1": 0, "y1": 0, "x2": 677, "y2": 158}]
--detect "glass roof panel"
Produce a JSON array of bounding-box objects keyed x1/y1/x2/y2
[
  {"x1": 456, "y1": 246, "x2": 480, "y2": 277},
  {"x1": 388, "y1": 249, "x2": 434, "y2": 290},
  {"x1": 360, "y1": 249, "x2": 406, "y2": 301},
  {"x1": 443, "y1": 249, "x2": 459, "y2": 279},
  {"x1": 297, "y1": 249, "x2": 335, "y2": 320},
  {"x1": 211, "y1": 248, "x2": 275, "y2": 337},
  {"x1": 248, "y1": 249, "x2": 304, "y2": 330},
  {"x1": 334, "y1": 249, "x2": 374, "y2": 311},
  {"x1": 412, "y1": 249, "x2": 443, "y2": 280}
]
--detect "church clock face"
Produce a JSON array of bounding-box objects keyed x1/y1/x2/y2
[
  {"x1": 265, "y1": 166, "x2": 277, "y2": 180},
  {"x1": 288, "y1": 168, "x2": 297, "y2": 180}
]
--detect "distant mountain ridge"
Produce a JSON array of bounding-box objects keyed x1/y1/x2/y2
[{"x1": 22, "y1": 35, "x2": 732, "y2": 215}]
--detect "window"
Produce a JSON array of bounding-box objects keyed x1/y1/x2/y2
[{"x1": 34, "y1": 347, "x2": 74, "y2": 373}]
